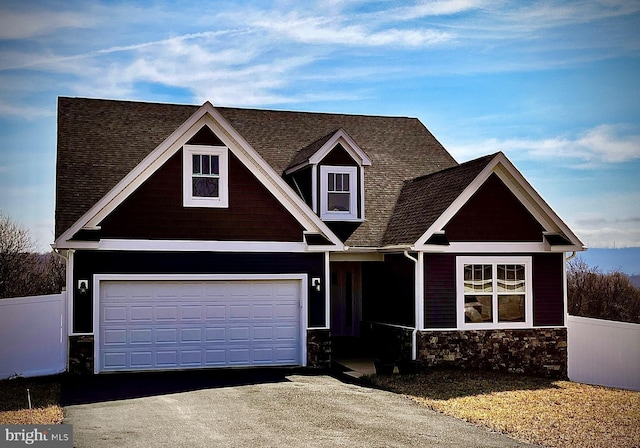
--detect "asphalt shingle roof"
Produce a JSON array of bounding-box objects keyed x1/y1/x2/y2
[
  {"x1": 56, "y1": 97, "x2": 459, "y2": 246},
  {"x1": 382, "y1": 153, "x2": 498, "y2": 246}
]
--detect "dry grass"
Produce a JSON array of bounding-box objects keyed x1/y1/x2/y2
[
  {"x1": 369, "y1": 369, "x2": 640, "y2": 448},
  {"x1": 0, "y1": 376, "x2": 64, "y2": 424}
]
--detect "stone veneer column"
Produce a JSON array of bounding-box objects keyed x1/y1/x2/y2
[
  {"x1": 307, "y1": 329, "x2": 331, "y2": 368},
  {"x1": 68, "y1": 335, "x2": 94, "y2": 375}
]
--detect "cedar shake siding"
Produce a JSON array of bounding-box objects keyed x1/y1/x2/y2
[
  {"x1": 533, "y1": 253, "x2": 565, "y2": 326},
  {"x1": 71, "y1": 251, "x2": 325, "y2": 333},
  {"x1": 362, "y1": 255, "x2": 414, "y2": 327},
  {"x1": 424, "y1": 254, "x2": 457, "y2": 329},
  {"x1": 98, "y1": 149, "x2": 305, "y2": 242},
  {"x1": 444, "y1": 173, "x2": 544, "y2": 242}
]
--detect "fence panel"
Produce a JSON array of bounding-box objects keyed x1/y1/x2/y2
[
  {"x1": 568, "y1": 315, "x2": 640, "y2": 391},
  {"x1": 0, "y1": 293, "x2": 66, "y2": 379}
]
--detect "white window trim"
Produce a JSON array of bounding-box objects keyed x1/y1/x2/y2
[
  {"x1": 319, "y1": 165, "x2": 358, "y2": 221},
  {"x1": 183, "y1": 144, "x2": 229, "y2": 208},
  {"x1": 456, "y1": 256, "x2": 533, "y2": 330}
]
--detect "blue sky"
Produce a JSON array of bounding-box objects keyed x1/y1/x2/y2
[{"x1": 1, "y1": 0, "x2": 639, "y2": 251}]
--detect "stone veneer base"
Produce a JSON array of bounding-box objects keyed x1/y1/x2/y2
[{"x1": 417, "y1": 328, "x2": 567, "y2": 378}]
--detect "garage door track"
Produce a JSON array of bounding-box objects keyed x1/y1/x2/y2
[{"x1": 63, "y1": 369, "x2": 535, "y2": 448}]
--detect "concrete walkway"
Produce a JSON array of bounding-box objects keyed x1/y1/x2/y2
[
  {"x1": 63, "y1": 370, "x2": 536, "y2": 448},
  {"x1": 333, "y1": 357, "x2": 378, "y2": 378}
]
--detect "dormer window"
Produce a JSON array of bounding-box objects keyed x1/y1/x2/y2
[
  {"x1": 320, "y1": 165, "x2": 357, "y2": 220},
  {"x1": 183, "y1": 144, "x2": 229, "y2": 208}
]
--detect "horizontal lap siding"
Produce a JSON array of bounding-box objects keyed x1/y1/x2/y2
[
  {"x1": 98, "y1": 149, "x2": 305, "y2": 242},
  {"x1": 72, "y1": 251, "x2": 325, "y2": 333},
  {"x1": 533, "y1": 253, "x2": 565, "y2": 326},
  {"x1": 423, "y1": 254, "x2": 456, "y2": 329}
]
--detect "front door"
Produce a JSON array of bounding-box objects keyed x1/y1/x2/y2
[{"x1": 330, "y1": 262, "x2": 362, "y2": 337}]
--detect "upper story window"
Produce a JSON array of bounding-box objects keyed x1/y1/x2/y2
[
  {"x1": 183, "y1": 144, "x2": 229, "y2": 208},
  {"x1": 320, "y1": 165, "x2": 358, "y2": 220},
  {"x1": 456, "y1": 256, "x2": 533, "y2": 329}
]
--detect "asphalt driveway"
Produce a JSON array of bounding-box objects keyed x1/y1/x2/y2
[{"x1": 63, "y1": 369, "x2": 535, "y2": 448}]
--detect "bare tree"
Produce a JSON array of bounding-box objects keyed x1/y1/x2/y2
[
  {"x1": 0, "y1": 211, "x2": 65, "y2": 299},
  {"x1": 568, "y1": 256, "x2": 640, "y2": 324}
]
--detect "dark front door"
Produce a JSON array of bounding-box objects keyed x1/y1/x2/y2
[{"x1": 330, "y1": 262, "x2": 362, "y2": 337}]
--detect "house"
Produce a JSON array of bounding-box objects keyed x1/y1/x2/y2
[{"x1": 53, "y1": 97, "x2": 585, "y2": 377}]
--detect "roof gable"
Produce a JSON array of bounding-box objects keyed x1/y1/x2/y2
[
  {"x1": 383, "y1": 154, "x2": 495, "y2": 246},
  {"x1": 286, "y1": 128, "x2": 371, "y2": 173},
  {"x1": 54, "y1": 100, "x2": 343, "y2": 249},
  {"x1": 384, "y1": 152, "x2": 584, "y2": 250}
]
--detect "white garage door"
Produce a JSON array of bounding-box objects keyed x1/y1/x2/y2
[{"x1": 98, "y1": 279, "x2": 302, "y2": 372}]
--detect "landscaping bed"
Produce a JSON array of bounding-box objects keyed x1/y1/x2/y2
[
  {"x1": 369, "y1": 369, "x2": 640, "y2": 448},
  {"x1": 0, "y1": 376, "x2": 64, "y2": 424}
]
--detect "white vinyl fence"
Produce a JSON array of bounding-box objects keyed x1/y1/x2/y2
[
  {"x1": 0, "y1": 293, "x2": 67, "y2": 380},
  {"x1": 568, "y1": 315, "x2": 640, "y2": 391}
]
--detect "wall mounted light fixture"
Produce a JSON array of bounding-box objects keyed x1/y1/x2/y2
[{"x1": 78, "y1": 279, "x2": 89, "y2": 295}]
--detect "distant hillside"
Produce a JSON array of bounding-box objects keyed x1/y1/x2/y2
[
  {"x1": 579, "y1": 248, "x2": 640, "y2": 276},
  {"x1": 631, "y1": 275, "x2": 640, "y2": 289}
]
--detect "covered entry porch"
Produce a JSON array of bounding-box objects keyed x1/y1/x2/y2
[{"x1": 329, "y1": 252, "x2": 416, "y2": 364}]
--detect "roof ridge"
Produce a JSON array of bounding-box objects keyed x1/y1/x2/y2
[{"x1": 405, "y1": 151, "x2": 499, "y2": 184}]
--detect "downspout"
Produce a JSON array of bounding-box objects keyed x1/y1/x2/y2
[
  {"x1": 403, "y1": 251, "x2": 418, "y2": 361},
  {"x1": 563, "y1": 251, "x2": 578, "y2": 326}
]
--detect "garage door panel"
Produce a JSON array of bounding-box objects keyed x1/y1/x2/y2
[
  {"x1": 130, "y1": 306, "x2": 153, "y2": 321},
  {"x1": 205, "y1": 305, "x2": 226, "y2": 320},
  {"x1": 180, "y1": 350, "x2": 202, "y2": 365},
  {"x1": 180, "y1": 328, "x2": 202, "y2": 343},
  {"x1": 130, "y1": 352, "x2": 152, "y2": 367},
  {"x1": 103, "y1": 329, "x2": 127, "y2": 345},
  {"x1": 205, "y1": 327, "x2": 226, "y2": 342},
  {"x1": 253, "y1": 326, "x2": 273, "y2": 341},
  {"x1": 229, "y1": 305, "x2": 251, "y2": 319},
  {"x1": 229, "y1": 327, "x2": 250, "y2": 342},
  {"x1": 156, "y1": 306, "x2": 178, "y2": 321},
  {"x1": 99, "y1": 279, "x2": 302, "y2": 372},
  {"x1": 130, "y1": 329, "x2": 153, "y2": 344},
  {"x1": 104, "y1": 306, "x2": 127, "y2": 323},
  {"x1": 103, "y1": 352, "x2": 126, "y2": 369},
  {"x1": 253, "y1": 304, "x2": 274, "y2": 319},
  {"x1": 276, "y1": 326, "x2": 297, "y2": 341},
  {"x1": 156, "y1": 328, "x2": 178, "y2": 343}
]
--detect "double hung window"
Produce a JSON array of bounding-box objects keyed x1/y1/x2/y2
[
  {"x1": 183, "y1": 145, "x2": 228, "y2": 208},
  {"x1": 457, "y1": 257, "x2": 532, "y2": 328},
  {"x1": 320, "y1": 165, "x2": 358, "y2": 220}
]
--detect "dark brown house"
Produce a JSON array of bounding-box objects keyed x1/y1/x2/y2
[{"x1": 54, "y1": 97, "x2": 585, "y2": 376}]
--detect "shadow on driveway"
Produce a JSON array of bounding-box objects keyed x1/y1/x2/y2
[{"x1": 61, "y1": 367, "x2": 302, "y2": 406}]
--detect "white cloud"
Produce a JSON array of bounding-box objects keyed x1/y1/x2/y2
[
  {"x1": 388, "y1": 0, "x2": 488, "y2": 20},
  {"x1": 449, "y1": 124, "x2": 640, "y2": 167},
  {"x1": 248, "y1": 12, "x2": 452, "y2": 47}
]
